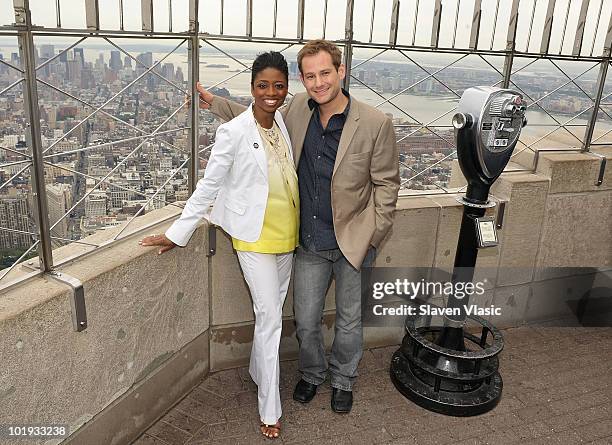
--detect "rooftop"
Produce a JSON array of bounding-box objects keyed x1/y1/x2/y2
[{"x1": 136, "y1": 327, "x2": 612, "y2": 445}]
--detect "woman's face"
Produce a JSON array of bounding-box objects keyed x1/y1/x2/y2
[{"x1": 251, "y1": 67, "x2": 289, "y2": 114}]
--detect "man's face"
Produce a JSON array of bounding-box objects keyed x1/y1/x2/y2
[{"x1": 299, "y1": 51, "x2": 345, "y2": 106}]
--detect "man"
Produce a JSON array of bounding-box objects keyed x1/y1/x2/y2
[{"x1": 197, "y1": 40, "x2": 399, "y2": 413}]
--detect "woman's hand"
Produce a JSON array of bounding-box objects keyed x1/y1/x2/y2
[
  {"x1": 139, "y1": 234, "x2": 177, "y2": 255},
  {"x1": 196, "y1": 82, "x2": 214, "y2": 109},
  {"x1": 185, "y1": 82, "x2": 214, "y2": 110}
]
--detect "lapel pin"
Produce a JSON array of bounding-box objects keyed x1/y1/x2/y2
[{"x1": 253, "y1": 142, "x2": 259, "y2": 149}]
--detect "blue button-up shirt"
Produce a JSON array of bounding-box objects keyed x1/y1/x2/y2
[{"x1": 298, "y1": 89, "x2": 351, "y2": 251}]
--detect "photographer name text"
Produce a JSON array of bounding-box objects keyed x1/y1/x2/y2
[{"x1": 371, "y1": 304, "x2": 502, "y2": 317}]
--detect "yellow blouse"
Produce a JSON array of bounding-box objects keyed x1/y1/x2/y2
[{"x1": 232, "y1": 121, "x2": 299, "y2": 254}]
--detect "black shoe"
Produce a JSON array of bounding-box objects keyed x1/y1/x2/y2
[
  {"x1": 293, "y1": 379, "x2": 318, "y2": 403},
  {"x1": 331, "y1": 388, "x2": 353, "y2": 413}
]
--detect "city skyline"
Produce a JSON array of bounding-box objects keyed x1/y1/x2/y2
[{"x1": 2, "y1": 0, "x2": 612, "y2": 273}]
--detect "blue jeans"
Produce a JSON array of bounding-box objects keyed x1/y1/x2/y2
[{"x1": 293, "y1": 245, "x2": 376, "y2": 391}]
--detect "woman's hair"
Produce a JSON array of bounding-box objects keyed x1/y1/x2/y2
[{"x1": 251, "y1": 51, "x2": 289, "y2": 85}]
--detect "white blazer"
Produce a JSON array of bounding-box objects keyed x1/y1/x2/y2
[{"x1": 165, "y1": 104, "x2": 293, "y2": 246}]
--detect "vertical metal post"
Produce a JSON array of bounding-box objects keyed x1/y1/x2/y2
[
  {"x1": 502, "y1": 0, "x2": 520, "y2": 88},
  {"x1": 246, "y1": 0, "x2": 253, "y2": 37},
  {"x1": 322, "y1": 0, "x2": 328, "y2": 39},
  {"x1": 558, "y1": 0, "x2": 572, "y2": 53},
  {"x1": 604, "y1": 13, "x2": 612, "y2": 58},
  {"x1": 297, "y1": 0, "x2": 305, "y2": 40},
  {"x1": 489, "y1": 0, "x2": 500, "y2": 50},
  {"x1": 572, "y1": 0, "x2": 591, "y2": 56},
  {"x1": 583, "y1": 12, "x2": 612, "y2": 152},
  {"x1": 169, "y1": 0, "x2": 173, "y2": 33},
  {"x1": 85, "y1": 0, "x2": 100, "y2": 30},
  {"x1": 55, "y1": 0, "x2": 61, "y2": 27},
  {"x1": 342, "y1": 0, "x2": 355, "y2": 92},
  {"x1": 524, "y1": 0, "x2": 537, "y2": 52},
  {"x1": 14, "y1": 0, "x2": 54, "y2": 272},
  {"x1": 389, "y1": 0, "x2": 400, "y2": 47},
  {"x1": 273, "y1": 0, "x2": 278, "y2": 37},
  {"x1": 469, "y1": 0, "x2": 482, "y2": 51},
  {"x1": 369, "y1": 0, "x2": 377, "y2": 43},
  {"x1": 188, "y1": 0, "x2": 200, "y2": 193},
  {"x1": 142, "y1": 0, "x2": 154, "y2": 33},
  {"x1": 220, "y1": 0, "x2": 224, "y2": 34},
  {"x1": 119, "y1": 0, "x2": 124, "y2": 31},
  {"x1": 582, "y1": 60, "x2": 609, "y2": 151},
  {"x1": 431, "y1": 0, "x2": 442, "y2": 48},
  {"x1": 451, "y1": 0, "x2": 460, "y2": 48},
  {"x1": 505, "y1": 0, "x2": 520, "y2": 52},
  {"x1": 540, "y1": 0, "x2": 556, "y2": 54},
  {"x1": 589, "y1": 0, "x2": 604, "y2": 56},
  {"x1": 411, "y1": 0, "x2": 420, "y2": 46}
]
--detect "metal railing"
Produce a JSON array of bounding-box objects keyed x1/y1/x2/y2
[{"x1": 0, "y1": 0, "x2": 611, "y2": 290}]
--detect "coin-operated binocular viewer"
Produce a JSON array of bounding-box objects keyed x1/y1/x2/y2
[{"x1": 390, "y1": 87, "x2": 527, "y2": 416}]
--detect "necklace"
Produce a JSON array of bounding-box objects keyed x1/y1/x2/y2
[
  {"x1": 256, "y1": 121, "x2": 297, "y2": 209},
  {"x1": 260, "y1": 125, "x2": 281, "y2": 151},
  {"x1": 257, "y1": 121, "x2": 286, "y2": 163}
]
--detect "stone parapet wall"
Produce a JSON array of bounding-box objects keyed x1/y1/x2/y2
[{"x1": 0, "y1": 207, "x2": 210, "y2": 445}]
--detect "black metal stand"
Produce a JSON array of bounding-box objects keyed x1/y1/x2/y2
[{"x1": 390, "y1": 184, "x2": 504, "y2": 416}]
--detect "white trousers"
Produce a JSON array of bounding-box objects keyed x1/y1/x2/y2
[{"x1": 236, "y1": 250, "x2": 293, "y2": 425}]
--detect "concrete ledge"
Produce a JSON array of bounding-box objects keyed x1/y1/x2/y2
[
  {"x1": 0, "y1": 208, "x2": 210, "y2": 443},
  {"x1": 64, "y1": 330, "x2": 209, "y2": 445},
  {"x1": 492, "y1": 173, "x2": 550, "y2": 286},
  {"x1": 537, "y1": 151, "x2": 611, "y2": 194},
  {"x1": 536, "y1": 190, "x2": 612, "y2": 270}
]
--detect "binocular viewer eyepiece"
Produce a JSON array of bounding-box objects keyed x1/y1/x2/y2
[{"x1": 453, "y1": 87, "x2": 527, "y2": 203}]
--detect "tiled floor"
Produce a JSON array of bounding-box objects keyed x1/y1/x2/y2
[{"x1": 134, "y1": 327, "x2": 612, "y2": 444}]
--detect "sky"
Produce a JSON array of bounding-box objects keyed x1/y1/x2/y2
[{"x1": 0, "y1": 0, "x2": 611, "y2": 56}]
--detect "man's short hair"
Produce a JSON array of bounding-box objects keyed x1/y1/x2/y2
[{"x1": 297, "y1": 39, "x2": 342, "y2": 74}]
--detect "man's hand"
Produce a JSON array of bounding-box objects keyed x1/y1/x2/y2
[{"x1": 139, "y1": 234, "x2": 177, "y2": 255}]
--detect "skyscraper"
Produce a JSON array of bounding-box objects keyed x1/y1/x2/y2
[
  {"x1": 161, "y1": 63, "x2": 175, "y2": 82},
  {"x1": 136, "y1": 52, "x2": 153, "y2": 76},
  {"x1": 110, "y1": 51, "x2": 123, "y2": 71},
  {"x1": 175, "y1": 67, "x2": 184, "y2": 83},
  {"x1": 73, "y1": 48, "x2": 85, "y2": 68},
  {"x1": 40, "y1": 45, "x2": 55, "y2": 59},
  {"x1": 0, "y1": 196, "x2": 31, "y2": 249},
  {"x1": 46, "y1": 183, "x2": 72, "y2": 241}
]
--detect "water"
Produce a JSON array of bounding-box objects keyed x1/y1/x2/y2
[{"x1": 2, "y1": 46, "x2": 610, "y2": 143}]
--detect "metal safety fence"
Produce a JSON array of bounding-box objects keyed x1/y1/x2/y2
[{"x1": 0, "y1": 0, "x2": 611, "y2": 290}]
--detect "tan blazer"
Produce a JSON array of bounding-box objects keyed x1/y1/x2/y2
[{"x1": 210, "y1": 92, "x2": 400, "y2": 269}]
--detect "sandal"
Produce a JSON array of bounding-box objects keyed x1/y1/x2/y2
[{"x1": 260, "y1": 421, "x2": 281, "y2": 439}]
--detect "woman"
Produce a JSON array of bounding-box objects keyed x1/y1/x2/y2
[{"x1": 140, "y1": 52, "x2": 298, "y2": 439}]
